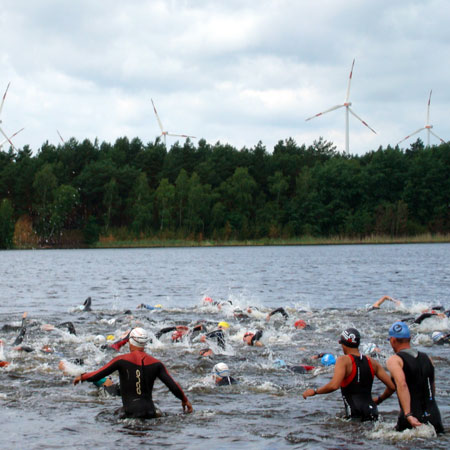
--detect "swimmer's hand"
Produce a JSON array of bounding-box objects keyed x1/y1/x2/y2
[
  {"x1": 73, "y1": 375, "x2": 83, "y2": 385},
  {"x1": 302, "y1": 388, "x2": 316, "y2": 399},
  {"x1": 182, "y1": 399, "x2": 193, "y2": 413},
  {"x1": 406, "y1": 414, "x2": 422, "y2": 428}
]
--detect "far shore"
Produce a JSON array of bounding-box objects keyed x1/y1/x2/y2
[{"x1": 92, "y1": 233, "x2": 450, "y2": 249}]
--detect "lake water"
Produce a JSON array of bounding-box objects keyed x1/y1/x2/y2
[{"x1": 0, "y1": 244, "x2": 449, "y2": 449}]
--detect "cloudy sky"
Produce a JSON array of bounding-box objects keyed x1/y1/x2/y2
[{"x1": 1, "y1": 0, "x2": 449, "y2": 155}]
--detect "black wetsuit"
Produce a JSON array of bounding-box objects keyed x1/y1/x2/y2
[
  {"x1": 217, "y1": 376, "x2": 237, "y2": 386},
  {"x1": 268, "y1": 307, "x2": 289, "y2": 319},
  {"x1": 340, "y1": 354, "x2": 378, "y2": 421},
  {"x1": 81, "y1": 350, "x2": 188, "y2": 419},
  {"x1": 250, "y1": 330, "x2": 263, "y2": 346},
  {"x1": 394, "y1": 349, "x2": 444, "y2": 433},
  {"x1": 205, "y1": 329, "x2": 226, "y2": 349}
]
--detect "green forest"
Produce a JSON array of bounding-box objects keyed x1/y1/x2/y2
[{"x1": 0, "y1": 135, "x2": 449, "y2": 248}]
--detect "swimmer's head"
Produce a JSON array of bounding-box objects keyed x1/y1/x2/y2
[
  {"x1": 94, "y1": 335, "x2": 106, "y2": 346},
  {"x1": 106, "y1": 335, "x2": 115, "y2": 342},
  {"x1": 218, "y1": 321, "x2": 230, "y2": 330},
  {"x1": 294, "y1": 319, "x2": 307, "y2": 329},
  {"x1": 129, "y1": 327, "x2": 149, "y2": 348},
  {"x1": 243, "y1": 332, "x2": 254, "y2": 344},
  {"x1": 213, "y1": 362, "x2": 230, "y2": 378},
  {"x1": 432, "y1": 331, "x2": 444, "y2": 343},
  {"x1": 172, "y1": 326, "x2": 189, "y2": 342},
  {"x1": 321, "y1": 353, "x2": 336, "y2": 366},
  {"x1": 273, "y1": 359, "x2": 286, "y2": 368},
  {"x1": 204, "y1": 297, "x2": 213, "y2": 303},
  {"x1": 339, "y1": 328, "x2": 360, "y2": 348}
]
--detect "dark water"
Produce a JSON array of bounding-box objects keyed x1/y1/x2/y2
[{"x1": 0, "y1": 244, "x2": 449, "y2": 449}]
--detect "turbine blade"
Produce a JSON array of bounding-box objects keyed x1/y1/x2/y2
[
  {"x1": 167, "y1": 133, "x2": 196, "y2": 139},
  {"x1": 151, "y1": 99, "x2": 165, "y2": 133},
  {"x1": 9, "y1": 127, "x2": 24, "y2": 139},
  {"x1": 57, "y1": 129, "x2": 65, "y2": 144},
  {"x1": 348, "y1": 107, "x2": 376, "y2": 134},
  {"x1": 429, "y1": 129, "x2": 445, "y2": 144},
  {"x1": 0, "y1": 82, "x2": 11, "y2": 117},
  {"x1": 345, "y1": 59, "x2": 355, "y2": 102},
  {"x1": 305, "y1": 104, "x2": 344, "y2": 121},
  {"x1": 396, "y1": 127, "x2": 426, "y2": 146},
  {"x1": 0, "y1": 125, "x2": 16, "y2": 151},
  {"x1": 427, "y1": 90, "x2": 432, "y2": 125}
]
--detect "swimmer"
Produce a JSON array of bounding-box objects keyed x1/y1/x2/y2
[
  {"x1": 137, "y1": 304, "x2": 162, "y2": 310},
  {"x1": 273, "y1": 359, "x2": 315, "y2": 374},
  {"x1": 213, "y1": 362, "x2": 237, "y2": 386},
  {"x1": 413, "y1": 309, "x2": 450, "y2": 324},
  {"x1": 0, "y1": 340, "x2": 9, "y2": 367},
  {"x1": 266, "y1": 307, "x2": 288, "y2": 321},
  {"x1": 303, "y1": 327, "x2": 396, "y2": 422},
  {"x1": 431, "y1": 331, "x2": 450, "y2": 345},
  {"x1": 294, "y1": 319, "x2": 311, "y2": 330},
  {"x1": 80, "y1": 296, "x2": 92, "y2": 311},
  {"x1": 243, "y1": 330, "x2": 263, "y2": 347},
  {"x1": 386, "y1": 321, "x2": 444, "y2": 433},
  {"x1": 74, "y1": 327, "x2": 193, "y2": 418},
  {"x1": 368, "y1": 295, "x2": 402, "y2": 311}
]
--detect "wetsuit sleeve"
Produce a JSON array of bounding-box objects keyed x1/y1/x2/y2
[
  {"x1": 251, "y1": 330, "x2": 263, "y2": 345},
  {"x1": 156, "y1": 327, "x2": 177, "y2": 339},
  {"x1": 81, "y1": 356, "x2": 123, "y2": 383},
  {"x1": 109, "y1": 334, "x2": 130, "y2": 351},
  {"x1": 156, "y1": 362, "x2": 188, "y2": 402},
  {"x1": 268, "y1": 307, "x2": 288, "y2": 319}
]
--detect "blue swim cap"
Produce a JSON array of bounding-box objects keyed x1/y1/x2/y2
[
  {"x1": 273, "y1": 359, "x2": 286, "y2": 368},
  {"x1": 321, "y1": 353, "x2": 336, "y2": 366},
  {"x1": 388, "y1": 321, "x2": 410, "y2": 339}
]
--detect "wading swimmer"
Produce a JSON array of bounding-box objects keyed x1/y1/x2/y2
[
  {"x1": 386, "y1": 321, "x2": 444, "y2": 433},
  {"x1": 302, "y1": 328, "x2": 395, "y2": 421},
  {"x1": 73, "y1": 327, "x2": 193, "y2": 418}
]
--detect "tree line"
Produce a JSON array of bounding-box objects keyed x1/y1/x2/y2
[{"x1": 0, "y1": 135, "x2": 449, "y2": 248}]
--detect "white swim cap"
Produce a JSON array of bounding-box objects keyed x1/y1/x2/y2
[
  {"x1": 213, "y1": 362, "x2": 230, "y2": 377},
  {"x1": 362, "y1": 343, "x2": 377, "y2": 354},
  {"x1": 129, "y1": 327, "x2": 149, "y2": 347},
  {"x1": 94, "y1": 335, "x2": 106, "y2": 345},
  {"x1": 432, "y1": 331, "x2": 444, "y2": 342}
]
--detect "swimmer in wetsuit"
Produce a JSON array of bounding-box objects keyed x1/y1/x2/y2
[
  {"x1": 303, "y1": 327, "x2": 395, "y2": 422},
  {"x1": 266, "y1": 307, "x2": 289, "y2": 321},
  {"x1": 387, "y1": 321, "x2": 444, "y2": 433},
  {"x1": 243, "y1": 330, "x2": 263, "y2": 347},
  {"x1": 367, "y1": 295, "x2": 402, "y2": 311},
  {"x1": 213, "y1": 362, "x2": 237, "y2": 386},
  {"x1": 73, "y1": 327, "x2": 193, "y2": 419}
]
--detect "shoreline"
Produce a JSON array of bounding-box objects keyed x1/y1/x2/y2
[{"x1": 10, "y1": 233, "x2": 449, "y2": 250}]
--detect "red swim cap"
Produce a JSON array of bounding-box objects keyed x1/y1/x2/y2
[
  {"x1": 294, "y1": 319, "x2": 307, "y2": 329},
  {"x1": 204, "y1": 297, "x2": 213, "y2": 303}
]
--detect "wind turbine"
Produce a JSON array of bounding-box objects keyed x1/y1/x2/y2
[
  {"x1": 151, "y1": 99, "x2": 195, "y2": 146},
  {"x1": 397, "y1": 90, "x2": 445, "y2": 148},
  {"x1": 306, "y1": 59, "x2": 376, "y2": 153},
  {"x1": 0, "y1": 82, "x2": 19, "y2": 151},
  {"x1": 0, "y1": 127, "x2": 24, "y2": 151}
]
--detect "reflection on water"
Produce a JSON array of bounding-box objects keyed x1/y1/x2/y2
[{"x1": 0, "y1": 244, "x2": 449, "y2": 448}]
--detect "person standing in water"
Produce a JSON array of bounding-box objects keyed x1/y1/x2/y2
[
  {"x1": 302, "y1": 328, "x2": 395, "y2": 421},
  {"x1": 386, "y1": 321, "x2": 444, "y2": 433},
  {"x1": 73, "y1": 327, "x2": 193, "y2": 418}
]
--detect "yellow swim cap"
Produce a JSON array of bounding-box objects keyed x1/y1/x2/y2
[
  {"x1": 218, "y1": 321, "x2": 230, "y2": 329},
  {"x1": 154, "y1": 304, "x2": 162, "y2": 308},
  {"x1": 106, "y1": 334, "x2": 115, "y2": 341}
]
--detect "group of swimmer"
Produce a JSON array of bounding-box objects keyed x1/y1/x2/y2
[{"x1": 1, "y1": 294, "x2": 447, "y2": 435}]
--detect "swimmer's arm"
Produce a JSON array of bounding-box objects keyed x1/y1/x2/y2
[
  {"x1": 302, "y1": 356, "x2": 347, "y2": 399},
  {"x1": 157, "y1": 362, "x2": 193, "y2": 413},
  {"x1": 371, "y1": 359, "x2": 395, "y2": 404},
  {"x1": 155, "y1": 327, "x2": 177, "y2": 339},
  {"x1": 74, "y1": 357, "x2": 121, "y2": 385},
  {"x1": 386, "y1": 355, "x2": 421, "y2": 427}
]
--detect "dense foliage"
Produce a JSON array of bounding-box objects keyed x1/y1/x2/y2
[{"x1": 0, "y1": 135, "x2": 449, "y2": 246}]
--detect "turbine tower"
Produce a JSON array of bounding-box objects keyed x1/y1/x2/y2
[
  {"x1": 0, "y1": 82, "x2": 19, "y2": 151},
  {"x1": 306, "y1": 59, "x2": 376, "y2": 153},
  {"x1": 151, "y1": 99, "x2": 195, "y2": 146},
  {"x1": 397, "y1": 90, "x2": 445, "y2": 148}
]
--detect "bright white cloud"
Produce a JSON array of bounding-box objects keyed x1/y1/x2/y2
[{"x1": 0, "y1": 0, "x2": 449, "y2": 154}]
